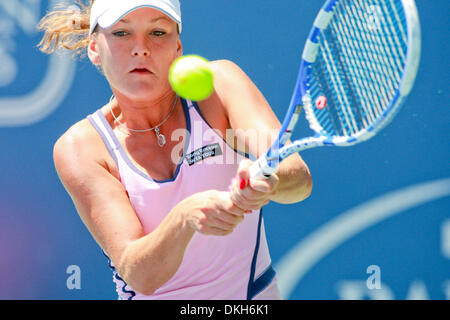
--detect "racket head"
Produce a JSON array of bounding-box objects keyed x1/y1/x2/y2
[{"x1": 294, "y1": 0, "x2": 421, "y2": 146}]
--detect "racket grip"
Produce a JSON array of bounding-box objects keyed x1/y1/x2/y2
[{"x1": 249, "y1": 155, "x2": 278, "y2": 178}]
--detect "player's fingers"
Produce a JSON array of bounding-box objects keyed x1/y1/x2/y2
[
  {"x1": 210, "y1": 216, "x2": 237, "y2": 231},
  {"x1": 207, "y1": 226, "x2": 233, "y2": 236},
  {"x1": 236, "y1": 159, "x2": 253, "y2": 189},
  {"x1": 232, "y1": 177, "x2": 271, "y2": 203},
  {"x1": 227, "y1": 202, "x2": 252, "y2": 215},
  {"x1": 249, "y1": 173, "x2": 279, "y2": 193},
  {"x1": 216, "y1": 191, "x2": 248, "y2": 215},
  {"x1": 216, "y1": 210, "x2": 244, "y2": 226},
  {"x1": 196, "y1": 222, "x2": 232, "y2": 236},
  {"x1": 195, "y1": 211, "x2": 234, "y2": 233},
  {"x1": 230, "y1": 182, "x2": 264, "y2": 211}
]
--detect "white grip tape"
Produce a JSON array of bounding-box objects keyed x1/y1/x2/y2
[{"x1": 249, "y1": 155, "x2": 277, "y2": 178}]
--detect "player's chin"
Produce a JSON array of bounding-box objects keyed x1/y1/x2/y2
[{"x1": 124, "y1": 83, "x2": 163, "y2": 100}]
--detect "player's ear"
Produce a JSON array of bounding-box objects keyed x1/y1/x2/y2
[
  {"x1": 176, "y1": 38, "x2": 183, "y2": 58},
  {"x1": 87, "y1": 35, "x2": 101, "y2": 66}
]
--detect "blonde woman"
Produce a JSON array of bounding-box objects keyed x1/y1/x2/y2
[{"x1": 38, "y1": 0, "x2": 312, "y2": 300}]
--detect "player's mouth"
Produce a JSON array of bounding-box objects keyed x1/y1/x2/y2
[{"x1": 130, "y1": 67, "x2": 152, "y2": 75}]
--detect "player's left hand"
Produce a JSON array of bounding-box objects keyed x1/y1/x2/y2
[{"x1": 229, "y1": 159, "x2": 279, "y2": 212}]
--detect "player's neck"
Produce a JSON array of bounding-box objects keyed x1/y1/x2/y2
[{"x1": 110, "y1": 91, "x2": 178, "y2": 132}]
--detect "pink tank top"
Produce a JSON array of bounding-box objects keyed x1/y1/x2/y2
[{"x1": 87, "y1": 98, "x2": 280, "y2": 300}]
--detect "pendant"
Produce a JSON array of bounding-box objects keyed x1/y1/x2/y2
[{"x1": 155, "y1": 127, "x2": 166, "y2": 147}]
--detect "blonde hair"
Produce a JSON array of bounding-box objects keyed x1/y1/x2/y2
[{"x1": 37, "y1": 0, "x2": 95, "y2": 58}]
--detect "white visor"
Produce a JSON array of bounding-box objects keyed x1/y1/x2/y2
[{"x1": 89, "y1": 0, "x2": 182, "y2": 35}]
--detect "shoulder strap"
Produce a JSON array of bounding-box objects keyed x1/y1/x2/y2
[{"x1": 87, "y1": 110, "x2": 122, "y2": 164}]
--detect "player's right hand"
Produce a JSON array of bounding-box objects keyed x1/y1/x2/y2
[{"x1": 181, "y1": 190, "x2": 248, "y2": 236}]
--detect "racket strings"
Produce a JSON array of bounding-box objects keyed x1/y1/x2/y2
[
  {"x1": 310, "y1": 51, "x2": 352, "y2": 136},
  {"x1": 379, "y1": 1, "x2": 408, "y2": 73},
  {"x1": 309, "y1": 0, "x2": 408, "y2": 137},
  {"x1": 320, "y1": 30, "x2": 364, "y2": 136},
  {"x1": 347, "y1": 1, "x2": 396, "y2": 117},
  {"x1": 337, "y1": 0, "x2": 401, "y2": 122}
]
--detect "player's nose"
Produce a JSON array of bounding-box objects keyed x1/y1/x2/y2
[{"x1": 131, "y1": 36, "x2": 150, "y2": 57}]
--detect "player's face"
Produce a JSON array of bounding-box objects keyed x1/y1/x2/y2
[{"x1": 90, "y1": 7, "x2": 182, "y2": 102}]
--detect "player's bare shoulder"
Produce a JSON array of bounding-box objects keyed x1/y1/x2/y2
[
  {"x1": 201, "y1": 59, "x2": 250, "y2": 114},
  {"x1": 209, "y1": 59, "x2": 262, "y2": 106},
  {"x1": 209, "y1": 59, "x2": 240, "y2": 71},
  {"x1": 194, "y1": 60, "x2": 241, "y2": 136},
  {"x1": 53, "y1": 114, "x2": 119, "y2": 186},
  {"x1": 54, "y1": 118, "x2": 99, "y2": 162},
  {"x1": 209, "y1": 59, "x2": 246, "y2": 85}
]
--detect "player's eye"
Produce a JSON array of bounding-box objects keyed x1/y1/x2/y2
[
  {"x1": 152, "y1": 30, "x2": 166, "y2": 37},
  {"x1": 112, "y1": 31, "x2": 128, "y2": 37}
]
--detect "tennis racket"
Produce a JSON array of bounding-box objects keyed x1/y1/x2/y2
[{"x1": 249, "y1": 0, "x2": 421, "y2": 178}]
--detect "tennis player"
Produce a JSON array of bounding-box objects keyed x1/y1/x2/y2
[{"x1": 38, "y1": 0, "x2": 312, "y2": 300}]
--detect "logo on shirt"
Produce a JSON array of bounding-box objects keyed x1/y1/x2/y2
[{"x1": 185, "y1": 143, "x2": 223, "y2": 166}]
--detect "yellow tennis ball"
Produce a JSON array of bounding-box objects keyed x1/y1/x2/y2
[{"x1": 169, "y1": 55, "x2": 214, "y2": 101}]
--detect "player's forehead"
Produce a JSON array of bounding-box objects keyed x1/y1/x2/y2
[{"x1": 114, "y1": 7, "x2": 174, "y2": 26}]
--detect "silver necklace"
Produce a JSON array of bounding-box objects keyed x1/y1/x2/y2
[{"x1": 109, "y1": 95, "x2": 178, "y2": 147}]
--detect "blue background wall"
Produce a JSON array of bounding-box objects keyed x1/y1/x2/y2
[{"x1": 0, "y1": 0, "x2": 448, "y2": 299}]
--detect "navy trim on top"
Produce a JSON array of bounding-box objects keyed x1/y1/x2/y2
[
  {"x1": 246, "y1": 208, "x2": 277, "y2": 299},
  {"x1": 102, "y1": 250, "x2": 136, "y2": 300},
  {"x1": 250, "y1": 265, "x2": 276, "y2": 299},
  {"x1": 90, "y1": 98, "x2": 192, "y2": 184},
  {"x1": 247, "y1": 207, "x2": 263, "y2": 300}
]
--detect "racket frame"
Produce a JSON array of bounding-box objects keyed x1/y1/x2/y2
[{"x1": 250, "y1": 0, "x2": 421, "y2": 178}]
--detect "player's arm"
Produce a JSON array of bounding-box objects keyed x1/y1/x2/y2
[
  {"x1": 53, "y1": 122, "x2": 244, "y2": 295},
  {"x1": 208, "y1": 60, "x2": 312, "y2": 204}
]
